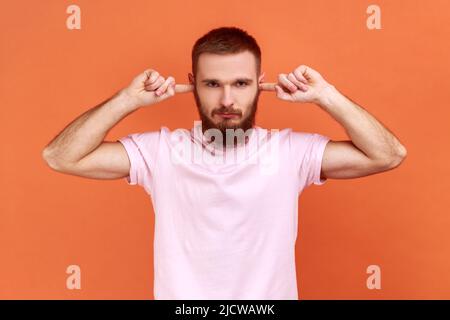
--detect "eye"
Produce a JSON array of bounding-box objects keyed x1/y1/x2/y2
[{"x1": 206, "y1": 81, "x2": 248, "y2": 88}]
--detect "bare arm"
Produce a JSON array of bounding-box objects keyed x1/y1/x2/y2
[
  {"x1": 42, "y1": 69, "x2": 193, "y2": 179},
  {"x1": 318, "y1": 85, "x2": 407, "y2": 180},
  {"x1": 259, "y1": 64, "x2": 407, "y2": 180},
  {"x1": 42, "y1": 89, "x2": 138, "y2": 178}
]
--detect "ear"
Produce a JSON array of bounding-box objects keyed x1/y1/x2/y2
[
  {"x1": 258, "y1": 71, "x2": 265, "y2": 83},
  {"x1": 188, "y1": 73, "x2": 195, "y2": 85}
]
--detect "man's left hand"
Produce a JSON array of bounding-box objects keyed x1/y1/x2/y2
[{"x1": 259, "y1": 64, "x2": 333, "y2": 104}]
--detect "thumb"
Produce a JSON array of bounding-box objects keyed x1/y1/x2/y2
[
  {"x1": 167, "y1": 84, "x2": 175, "y2": 96},
  {"x1": 275, "y1": 85, "x2": 291, "y2": 100},
  {"x1": 275, "y1": 85, "x2": 283, "y2": 96}
]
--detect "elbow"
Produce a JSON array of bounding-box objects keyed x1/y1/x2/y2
[
  {"x1": 386, "y1": 144, "x2": 408, "y2": 169},
  {"x1": 372, "y1": 145, "x2": 407, "y2": 171},
  {"x1": 42, "y1": 147, "x2": 79, "y2": 173},
  {"x1": 42, "y1": 147, "x2": 55, "y2": 169},
  {"x1": 42, "y1": 147, "x2": 63, "y2": 171}
]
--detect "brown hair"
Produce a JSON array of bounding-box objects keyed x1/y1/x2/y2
[{"x1": 191, "y1": 26, "x2": 261, "y2": 79}]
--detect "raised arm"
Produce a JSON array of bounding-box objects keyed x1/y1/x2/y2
[
  {"x1": 318, "y1": 85, "x2": 407, "y2": 180},
  {"x1": 42, "y1": 69, "x2": 193, "y2": 179},
  {"x1": 259, "y1": 64, "x2": 407, "y2": 180}
]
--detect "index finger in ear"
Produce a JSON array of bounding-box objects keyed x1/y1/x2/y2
[
  {"x1": 259, "y1": 82, "x2": 276, "y2": 91},
  {"x1": 174, "y1": 84, "x2": 194, "y2": 93}
]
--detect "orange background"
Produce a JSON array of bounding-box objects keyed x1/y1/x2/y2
[{"x1": 1, "y1": 0, "x2": 449, "y2": 299}]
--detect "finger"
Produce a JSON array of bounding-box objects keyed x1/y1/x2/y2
[
  {"x1": 160, "y1": 82, "x2": 176, "y2": 99},
  {"x1": 259, "y1": 82, "x2": 276, "y2": 91},
  {"x1": 145, "y1": 70, "x2": 160, "y2": 84},
  {"x1": 275, "y1": 84, "x2": 293, "y2": 101},
  {"x1": 278, "y1": 74, "x2": 298, "y2": 93},
  {"x1": 174, "y1": 84, "x2": 194, "y2": 93},
  {"x1": 145, "y1": 76, "x2": 165, "y2": 91},
  {"x1": 145, "y1": 76, "x2": 164, "y2": 90},
  {"x1": 293, "y1": 69, "x2": 308, "y2": 84},
  {"x1": 155, "y1": 76, "x2": 174, "y2": 96},
  {"x1": 166, "y1": 84, "x2": 175, "y2": 97},
  {"x1": 288, "y1": 73, "x2": 308, "y2": 91},
  {"x1": 295, "y1": 65, "x2": 322, "y2": 81},
  {"x1": 156, "y1": 77, "x2": 176, "y2": 99}
]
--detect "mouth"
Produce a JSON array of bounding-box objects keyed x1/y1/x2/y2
[{"x1": 215, "y1": 113, "x2": 241, "y2": 120}]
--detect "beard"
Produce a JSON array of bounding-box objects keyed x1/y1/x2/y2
[{"x1": 192, "y1": 87, "x2": 261, "y2": 148}]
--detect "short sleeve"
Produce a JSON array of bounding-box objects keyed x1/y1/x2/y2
[
  {"x1": 117, "y1": 131, "x2": 161, "y2": 194},
  {"x1": 290, "y1": 131, "x2": 331, "y2": 189}
]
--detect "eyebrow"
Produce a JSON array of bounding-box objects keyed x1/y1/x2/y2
[{"x1": 201, "y1": 78, "x2": 254, "y2": 84}]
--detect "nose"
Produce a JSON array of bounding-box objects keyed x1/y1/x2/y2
[{"x1": 219, "y1": 85, "x2": 235, "y2": 108}]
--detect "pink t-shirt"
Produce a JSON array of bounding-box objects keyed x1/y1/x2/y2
[{"x1": 118, "y1": 123, "x2": 330, "y2": 300}]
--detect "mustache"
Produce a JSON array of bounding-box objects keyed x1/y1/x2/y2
[{"x1": 212, "y1": 107, "x2": 242, "y2": 116}]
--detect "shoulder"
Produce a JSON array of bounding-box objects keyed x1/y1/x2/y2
[
  {"x1": 289, "y1": 130, "x2": 330, "y2": 147},
  {"x1": 118, "y1": 127, "x2": 170, "y2": 152}
]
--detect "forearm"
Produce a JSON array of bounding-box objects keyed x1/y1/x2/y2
[
  {"x1": 317, "y1": 85, "x2": 406, "y2": 161},
  {"x1": 43, "y1": 89, "x2": 139, "y2": 165}
]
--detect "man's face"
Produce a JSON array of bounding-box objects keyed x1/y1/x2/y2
[{"x1": 188, "y1": 51, "x2": 265, "y2": 138}]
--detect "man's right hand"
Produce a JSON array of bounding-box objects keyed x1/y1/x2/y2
[
  {"x1": 43, "y1": 68, "x2": 194, "y2": 180},
  {"x1": 123, "y1": 69, "x2": 194, "y2": 108}
]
